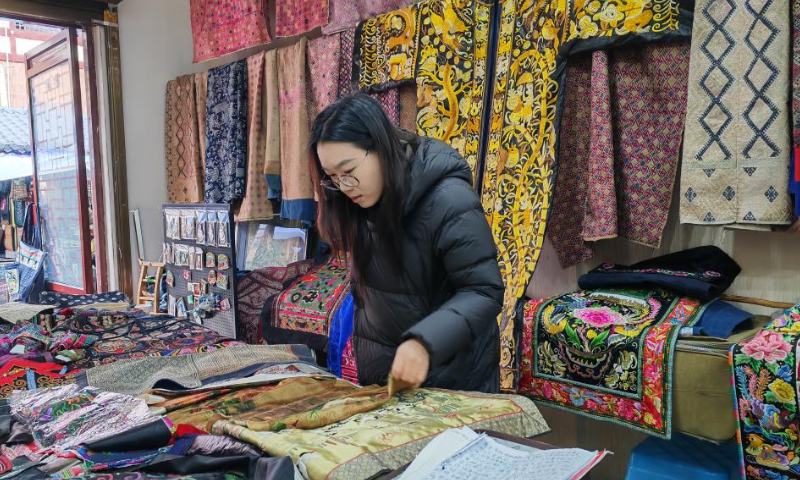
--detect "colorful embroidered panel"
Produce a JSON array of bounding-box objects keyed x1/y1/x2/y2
[
  {"x1": 519, "y1": 289, "x2": 702, "y2": 438},
  {"x1": 165, "y1": 75, "x2": 203, "y2": 203},
  {"x1": 680, "y1": 0, "x2": 793, "y2": 226},
  {"x1": 732, "y1": 301, "x2": 800, "y2": 479},
  {"x1": 275, "y1": 0, "x2": 329, "y2": 37},
  {"x1": 485, "y1": 0, "x2": 690, "y2": 389},
  {"x1": 0, "y1": 358, "x2": 77, "y2": 398},
  {"x1": 354, "y1": 0, "x2": 490, "y2": 179},
  {"x1": 213, "y1": 384, "x2": 548, "y2": 480},
  {"x1": 189, "y1": 0, "x2": 271, "y2": 63},
  {"x1": 270, "y1": 262, "x2": 350, "y2": 346}
]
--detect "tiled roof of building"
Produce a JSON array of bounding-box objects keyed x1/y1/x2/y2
[{"x1": 0, "y1": 107, "x2": 30, "y2": 155}]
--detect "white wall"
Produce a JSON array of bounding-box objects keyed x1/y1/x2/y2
[{"x1": 118, "y1": 0, "x2": 199, "y2": 282}]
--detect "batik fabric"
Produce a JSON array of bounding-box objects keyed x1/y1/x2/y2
[
  {"x1": 165, "y1": 75, "x2": 203, "y2": 203},
  {"x1": 548, "y1": 42, "x2": 691, "y2": 268},
  {"x1": 236, "y1": 52, "x2": 273, "y2": 222},
  {"x1": 237, "y1": 261, "x2": 315, "y2": 344},
  {"x1": 519, "y1": 289, "x2": 703, "y2": 438},
  {"x1": 265, "y1": 261, "x2": 350, "y2": 353},
  {"x1": 189, "y1": 0, "x2": 271, "y2": 63},
  {"x1": 213, "y1": 384, "x2": 548, "y2": 480},
  {"x1": 275, "y1": 0, "x2": 329, "y2": 37},
  {"x1": 277, "y1": 39, "x2": 316, "y2": 223},
  {"x1": 681, "y1": 0, "x2": 793, "y2": 226},
  {"x1": 204, "y1": 60, "x2": 248, "y2": 204},
  {"x1": 732, "y1": 301, "x2": 800, "y2": 479}
]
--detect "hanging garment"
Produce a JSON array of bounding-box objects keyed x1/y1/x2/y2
[
  {"x1": 324, "y1": 0, "x2": 410, "y2": 34},
  {"x1": 354, "y1": 0, "x2": 490, "y2": 179},
  {"x1": 236, "y1": 52, "x2": 274, "y2": 222},
  {"x1": 792, "y1": 0, "x2": 800, "y2": 217},
  {"x1": 195, "y1": 72, "x2": 208, "y2": 175},
  {"x1": 204, "y1": 60, "x2": 248, "y2": 204},
  {"x1": 277, "y1": 39, "x2": 316, "y2": 223},
  {"x1": 263, "y1": 50, "x2": 282, "y2": 201},
  {"x1": 680, "y1": 0, "x2": 793, "y2": 226},
  {"x1": 306, "y1": 34, "x2": 342, "y2": 121},
  {"x1": 398, "y1": 84, "x2": 417, "y2": 131},
  {"x1": 274, "y1": 0, "x2": 329, "y2": 37},
  {"x1": 732, "y1": 301, "x2": 800, "y2": 479},
  {"x1": 548, "y1": 42, "x2": 691, "y2": 268},
  {"x1": 165, "y1": 75, "x2": 203, "y2": 203},
  {"x1": 518, "y1": 290, "x2": 703, "y2": 439},
  {"x1": 189, "y1": 0, "x2": 271, "y2": 63}
]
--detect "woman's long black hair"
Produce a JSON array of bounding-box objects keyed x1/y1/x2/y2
[{"x1": 309, "y1": 93, "x2": 411, "y2": 280}]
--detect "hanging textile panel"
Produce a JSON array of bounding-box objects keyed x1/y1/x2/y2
[
  {"x1": 195, "y1": 72, "x2": 208, "y2": 173},
  {"x1": 324, "y1": 0, "x2": 411, "y2": 35},
  {"x1": 165, "y1": 75, "x2": 203, "y2": 203},
  {"x1": 548, "y1": 42, "x2": 691, "y2": 269},
  {"x1": 354, "y1": 0, "x2": 490, "y2": 179},
  {"x1": 213, "y1": 384, "x2": 548, "y2": 480},
  {"x1": 732, "y1": 301, "x2": 800, "y2": 479},
  {"x1": 680, "y1": 0, "x2": 792, "y2": 226},
  {"x1": 275, "y1": 0, "x2": 329, "y2": 38},
  {"x1": 307, "y1": 34, "x2": 342, "y2": 121},
  {"x1": 204, "y1": 60, "x2": 248, "y2": 204},
  {"x1": 236, "y1": 52, "x2": 273, "y2": 222},
  {"x1": 189, "y1": 0, "x2": 271, "y2": 63},
  {"x1": 263, "y1": 50, "x2": 282, "y2": 202},
  {"x1": 519, "y1": 289, "x2": 703, "y2": 438},
  {"x1": 792, "y1": 0, "x2": 800, "y2": 217},
  {"x1": 484, "y1": 0, "x2": 691, "y2": 390},
  {"x1": 277, "y1": 39, "x2": 316, "y2": 224}
]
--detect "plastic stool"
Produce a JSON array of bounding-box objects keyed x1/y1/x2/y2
[{"x1": 624, "y1": 434, "x2": 740, "y2": 480}]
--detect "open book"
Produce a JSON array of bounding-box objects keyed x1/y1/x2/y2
[{"x1": 398, "y1": 427, "x2": 608, "y2": 480}]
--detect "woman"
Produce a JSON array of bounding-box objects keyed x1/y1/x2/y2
[{"x1": 310, "y1": 93, "x2": 504, "y2": 393}]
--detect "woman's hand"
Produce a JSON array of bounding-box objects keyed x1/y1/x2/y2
[{"x1": 389, "y1": 339, "x2": 430, "y2": 393}]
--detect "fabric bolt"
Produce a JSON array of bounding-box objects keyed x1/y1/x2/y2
[
  {"x1": 38, "y1": 291, "x2": 129, "y2": 308},
  {"x1": 549, "y1": 42, "x2": 691, "y2": 268},
  {"x1": 196, "y1": 71, "x2": 208, "y2": 174},
  {"x1": 236, "y1": 261, "x2": 315, "y2": 344},
  {"x1": 82, "y1": 344, "x2": 315, "y2": 396},
  {"x1": 327, "y1": 292, "x2": 354, "y2": 378},
  {"x1": 204, "y1": 60, "x2": 248, "y2": 204},
  {"x1": 214, "y1": 386, "x2": 548, "y2": 480},
  {"x1": 518, "y1": 289, "x2": 704, "y2": 438},
  {"x1": 323, "y1": 0, "x2": 411, "y2": 34},
  {"x1": 236, "y1": 52, "x2": 273, "y2": 222},
  {"x1": 732, "y1": 301, "x2": 800, "y2": 479},
  {"x1": 577, "y1": 246, "x2": 741, "y2": 301},
  {"x1": 306, "y1": 34, "x2": 342, "y2": 121},
  {"x1": 264, "y1": 261, "x2": 350, "y2": 353},
  {"x1": 275, "y1": 0, "x2": 328, "y2": 37},
  {"x1": 189, "y1": 0, "x2": 271, "y2": 63},
  {"x1": 263, "y1": 50, "x2": 282, "y2": 201},
  {"x1": 277, "y1": 39, "x2": 316, "y2": 223},
  {"x1": 681, "y1": 0, "x2": 793, "y2": 225},
  {"x1": 183, "y1": 435, "x2": 262, "y2": 458},
  {"x1": 693, "y1": 300, "x2": 753, "y2": 339},
  {"x1": 10, "y1": 385, "x2": 153, "y2": 453},
  {"x1": 165, "y1": 75, "x2": 203, "y2": 203}
]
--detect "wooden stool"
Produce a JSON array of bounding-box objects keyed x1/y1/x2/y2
[{"x1": 136, "y1": 259, "x2": 165, "y2": 314}]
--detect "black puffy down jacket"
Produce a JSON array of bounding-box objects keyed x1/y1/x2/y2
[{"x1": 353, "y1": 136, "x2": 504, "y2": 393}]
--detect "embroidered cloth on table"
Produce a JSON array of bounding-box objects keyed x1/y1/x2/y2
[
  {"x1": 277, "y1": 39, "x2": 316, "y2": 223},
  {"x1": 518, "y1": 288, "x2": 704, "y2": 438},
  {"x1": 189, "y1": 0, "x2": 270, "y2": 63},
  {"x1": 275, "y1": 0, "x2": 328, "y2": 37},
  {"x1": 680, "y1": 0, "x2": 793, "y2": 226},
  {"x1": 732, "y1": 301, "x2": 800, "y2": 480},
  {"x1": 236, "y1": 52, "x2": 273, "y2": 223},
  {"x1": 548, "y1": 42, "x2": 690, "y2": 268},
  {"x1": 81, "y1": 344, "x2": 316, "y2": 396},
  {"x1": 204, "y1": 60, "x2": 248, "y2": 204},
  {"x1": 50, "y1": 313, "x2": 241, "y2": 370},
  {"x1": 0, "y1": 358, "x2": 77, "y2": 398},
  {"x1": 213, "y1": 384, "x2": 548, "y2": 480},
  {"x1": 354, "y1": 0, "x2": 691, "y2": 390},
  {"x1": 237, "y1": 260, "x2": 315, "y2": 344},
  {"x1": 264, "y1": 261, "x2": 350, "y2": 353},
  {"x1": 10, "y1": 384, "x2": 153, "y2": 453},
  {"x1": 165, "y1": 75, "x2": 203, "y2": 203}
]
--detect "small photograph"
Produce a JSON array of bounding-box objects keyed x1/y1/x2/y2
[
  {"x1": 200, "y1": 280, "x2": 208, "y2": 294},
  {"x1": 166, "y1": 271, "x2": 175, "y2": 287},
  {"x1": 191, "y1": 282, "x2": 202, "y2": 297},
  {"x1": 183, "y1": 270, "x2": 191, "y2": 281},
  {"x1": 205, "y1": 252, "x2": 216, "y2": 269},
  {"x1": 217, "y1": 253, "x2": 230, "y2": 270},
  {"x1": 194, "y1": 248, "x2": 204, "y2": 271},
  {"x1": 217, "y1": 273, "x2": 228, "y2": 290},
  {"x1": 207, "y1": 270, "x2": 217, "y2": 286},
  {"x1": 219, "y1": 298, "x2": 231, "y2": 312}
]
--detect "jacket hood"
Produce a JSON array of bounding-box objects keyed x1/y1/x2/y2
[{"x1": 402, "y1": 137, "x2": 473, "y2": 214}]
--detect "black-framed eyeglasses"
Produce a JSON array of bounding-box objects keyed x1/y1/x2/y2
[{"x1": 320, "y1": 150, "x2": 370, "y2": 191}]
